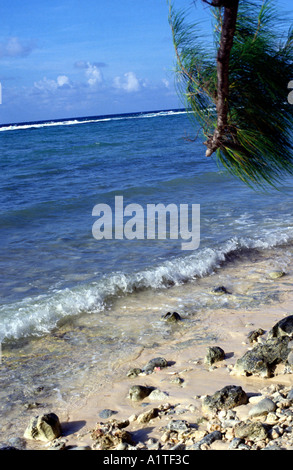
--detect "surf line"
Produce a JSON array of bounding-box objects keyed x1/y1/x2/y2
[{"x1": 92, "y1": 195, "x2": 200, "y2": 251}]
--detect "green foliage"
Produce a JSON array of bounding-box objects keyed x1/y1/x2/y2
[{"x1": 169, "y1": 0, "x2": 293, "y2": 188}]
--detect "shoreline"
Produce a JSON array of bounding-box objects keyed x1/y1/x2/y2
[{"x1": 2, "y1": 245, "x2": 293, "y2": 450}]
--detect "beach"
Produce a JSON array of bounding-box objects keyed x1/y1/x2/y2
[
  {"x1": 1, "y1": 111, "x2": 293, "y2": 452},
  {"x1": 2, "y1": 243, "x2": 293, "y2": 451}
]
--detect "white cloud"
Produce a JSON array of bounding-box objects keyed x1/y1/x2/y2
[
  {"x1": 162, "y1": 78, "x2": 170, "y2": 88},
  {"x1": 113, "y1": 72, "x2": 141, "y2": 93},
  {"x1": 0, "y1": 37, "x2": 36, "y2": 58},
  {"x1": 57, "y1": 75, "x2": 70, "y2": 87},
  {"x1": 34, "y1": 75, "x2": 71, "y2": 92},
  {"x1": 85, "y1": 63, "x2": 103, "y2": 86}
]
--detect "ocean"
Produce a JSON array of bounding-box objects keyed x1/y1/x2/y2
[{"x1": 1, "y1": 109, "x2": 293, "y2": 436}]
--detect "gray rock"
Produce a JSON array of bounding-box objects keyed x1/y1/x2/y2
[
  {"x1": 287, "y1": 388, "x2": 293, "y2": 401},
  {"x1": 234, "y1": 421, "x2": 269, "y2": 442},
  {"x1": 99, "y1": 409, "x2": 118, "y2": 419},
  {"x1": 202, "y1": 385, "x2": 248, "y2": 414},
  {"x1": 23, "y1": 413, "x2": 62, "y2": 442},
  {"x1": 167, "y1": 420, "x2": 190, "y2": 433},
  {"x1": 67, "y1": 445, "x2": 92, "y2": 450},
  {"x1": 268, "y1": 315, "x2": 293, "y2": 339},
  {"x1": 248, "y1": 398, "x2": 276, "y2": 418},
  {"x1": 234, "y1": 336, "x2": 291, "y2": 378},
  {"x1": 198, "y1": 430, "x2": 222, "y2": 447},
  {"x1": 229, "y1": 437, "x2": 244, "y2": 449},
  {"x1": 143, "y1": 357, "x2": 168, "y2": 374},
  {"x1": 287, "y1": 350, "x2": 293, "y2": 365},
  {"x1": 204, "y1": 346, "x2": 225, "y2": 365},
  {"x1": 127, "y1": 385, "x2": 152, "y2": 402}
]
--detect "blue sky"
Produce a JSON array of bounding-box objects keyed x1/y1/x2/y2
[{"x1": 0, "y1": 0, "x2": 292, "y2": 124}]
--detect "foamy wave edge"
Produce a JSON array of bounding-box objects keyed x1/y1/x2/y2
[{"x1": 0, "y1": 231, "x2": 292, "y2": 343}]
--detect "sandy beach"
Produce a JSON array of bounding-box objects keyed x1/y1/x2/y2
[{"x1": 7, "y1": 245, "x2": 293, "y2": 451}]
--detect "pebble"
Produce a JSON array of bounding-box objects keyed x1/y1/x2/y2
[{"x1": 248, "y1": 398, "x2": 277, "y2": 418}]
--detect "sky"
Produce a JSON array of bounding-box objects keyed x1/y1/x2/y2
[{"x1": 0, "y1": 0, "x2": 292, "y2": 125}]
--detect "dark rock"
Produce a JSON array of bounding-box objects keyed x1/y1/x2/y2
[
  {"x1": 234, "y1": 336, "x2": 291, "y2": 378},
  {"x1": 211, "y1": 286, "x2": 231, "y2": 295},
  {"x1": 198, "y1": 430, "x2": 222, "y2": 447},
  {"x1": 99, "y1": 409, "x2": 118, "y2": 419},
  {"x1": 0, "y1": 445, "x2": 20, "y2": 451},
  {"x1": 204, "y1": 346, "x2": 225, "y2": 365},
  {"x1": 162, "y1": 312, "x2": 182, "y2": 323},
  {"x1": 247, "y1": 328, "x2": 265, "y2": 344},
  {"x1": 202, "y1": 385, "x2": 248, "y2": 414},
  {"x1": 143, "y1": 357, "x2": 168, "y2": 374},
  {"x1": 234, "y1": 421, "x2": 270, "y2": 442},
  {"x1": 268, "y1": 315, "x2": 293, "y2": 339}
]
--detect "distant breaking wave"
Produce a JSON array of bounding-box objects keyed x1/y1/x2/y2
[{"x1": 0, "y1": 109, "x2": 188, "y2": 133}]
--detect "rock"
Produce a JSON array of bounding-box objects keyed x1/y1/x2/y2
[
  {"x1": 234, "y1": 421, "x2": 270, "y2": 442},
  {"x1": 211, "y1": 286, "x2": 231, "y2": 295},
  {"x1": 268, "y1": 271, "x2": 285, "y2": 279},
  {"x1": 202, "y1": 385, "x2": 248, "y2": 414},
  {"x1": 23, "y1": 413, "x2": 62, "y2": 442},
  {"x1": 288, "y1": 351, "x2": 293, "y2": 366},
  {"x1": 99, "y1": 409, "x2": 118, "y2": 419},
  {"x1": 161, "y1": 312, "x2": 182, "y2": 323},
  {"x1": 143, "y1": 357, "x2": 168, "y2": 374},
  {"x1": 91, "y1": 421, "x2": 134, "y2": 450},
  {"x1": 148, "y1": 389, "x2": 169, "y2": 401},
  {"x1": 204, "y1": 346, "x2": 225, "y2": 365},
  {"x1": 229, "y1": 437, "x2": 244, "y2": 449},
  {"x1": 248, "y1": 398, "x2": 277, "y2": 418},
  {"x1": 233, "y1": 336, "x2": 291, "y2": 377},
  {"x1": 48, "y1": 440, "x2": 67, "y2": 450},
  {"x1": 127, "y1": 368, "x2": 142, "y2": 378},
  {"x1": 198, "y1": 430, "x2": 222, "y2": 447},
  {"x1": 287, "y1": 389, "x2": 293, "y2": 402},
  {"x1": 127, "y1": 385, "x2": 153, "y2": 402},
  {"x1": 0, "y1": 445, "x2": 20, "y2": 451},
  {"x1": 268, "y1": 315, "x2": 293, "y2": 339},
  {"x1": 247, "y1": 328, "x2": 265, "y2": 344},
  {"x1": 68, "y1": 446, "x2": 92, "y2": 450},
  {"x1": 137, "y1": 408, "x2": 159, "y2": 424},
  {"x1": 167, "y1": 420, "x2": 190, "y2": 433}
]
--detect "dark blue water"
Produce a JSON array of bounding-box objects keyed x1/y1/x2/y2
[{"x1": 1, "y1": 109, "x2": 293, "y2": 342}]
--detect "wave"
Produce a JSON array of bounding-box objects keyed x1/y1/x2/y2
[
  {"x1": 0, "y1": 109, "x2": 188, "y2": 133},
  {"x1": 1, "y1": 231, "x2": 292, "y2": 343}
]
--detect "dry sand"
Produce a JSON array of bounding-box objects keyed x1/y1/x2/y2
[{"x1": 8, "y1": 245, "x2": 293, "y2": 450}]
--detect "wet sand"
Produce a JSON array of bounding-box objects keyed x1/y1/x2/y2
[{"x1": 1, "y1": 245, "x2": 293, "y2": 450}]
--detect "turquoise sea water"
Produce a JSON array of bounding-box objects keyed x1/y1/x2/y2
[{"x1": 1, "y1": 109, "x2": 293, "y2": 343}]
